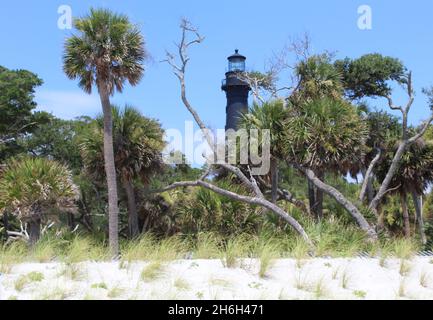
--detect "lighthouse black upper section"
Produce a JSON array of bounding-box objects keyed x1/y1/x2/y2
[{"x1": 222, "y1": 50, "x2": 250, "y2": 131}]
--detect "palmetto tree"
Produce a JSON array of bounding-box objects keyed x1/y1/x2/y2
[
  {"x1": 0, "y1": 157, "x2": 79, "y2": 245},
  {"x1": 240, "y1": 100, "x2": 286, "y2": 203},
  {"x1": 285, "y1": 97, "x2": 368, "y2": 219},
  {"x1": 80, "y1": 106, "x2": 165, "y2": 238},
  {"x1": 288, "y1": 54, "x2": 352, "y2": 219},
  {"x1": 376, "y1": 138, "x2": 433, "y2": 242},
  {"x1": 63, "y1": 8, "x2": 147, "y2": 255},
  {"x1": 292, "y1": 54, "x2": 344, "y2": 103}
]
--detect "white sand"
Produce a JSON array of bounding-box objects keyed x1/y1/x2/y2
[{"x1": 1, "y1": 257, "x2": 433, "y2": 300}]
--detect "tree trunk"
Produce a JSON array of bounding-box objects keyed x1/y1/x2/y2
[
  {"x1": 401, "y1": 193, "x2": 410, "y2": 238},
  {"x1": 123, "y1": 178, "x2": 140, "y2": 239},
  {"x1": 3, "y1": 213, "x2": 9, "y2": 239},
  {"x1": 99, "y1": 86, "x2": 120, "y2": 257},
  {"x1": 270, "y1": 158, "x2": 279, "y2": 204},
  {"x1": 67, "y1": 213, "x2": 75, "y2": 231},
  {"x1": 412, "y1": 191, "x2": 426, "y2": 245},
  {"x1": 315, "y1": 170, "x2": 324, "y2": 220},
  {"x1": 308, "y1": 180, "x2": 316, "y2": 218},
  {"x1": 299, "y1": 166, "x2": 377, "y2": 240},
  {"x1": 308, "y1": 170, "x2": 323, "y2": 220},
  {"x1": 28, "y1": 219, "x2": 41, "y2": 247}
]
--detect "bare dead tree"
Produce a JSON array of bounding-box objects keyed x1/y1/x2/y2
[
  {"x1": 366, "y1": 73, "x2": 433, "y2": 214},
  {"x1": 161, "y1": 19, "x2": 312, "y2": 245}
]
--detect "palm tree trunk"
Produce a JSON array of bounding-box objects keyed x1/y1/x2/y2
[
  {"x1": 3, "y1": 213, "x2": 9, "y2": 239},
  {"x1": 67, "y1": 213, "x2": 75, "y2": 231},
  {"x1": 308, "y1": 180, "x2": 316, "y2": 217},
  {"x1": 99, "y1": 86, "x2": 120, "y2": 257},
  {"x1": 401, "y1": 193, "x2": 410, "y2": 238},
  {"x1": 308, "y1": 170, "x2": 323, "y2": 220},
  {"x1": 123, "y1": 178, "x2": 140, "y2": 239},
  {"x1": 315, "y1": 170, "x2": 324, "y2": 220},
  {"x1": 411, "y1": 191, "x2": 426, "y2": 245},
  {"x1": 270, "y1": 158, "x2": 279, "y2": 204},
  {"x1": 28, "y1": 219, "x2": 41, "y2": 247}
]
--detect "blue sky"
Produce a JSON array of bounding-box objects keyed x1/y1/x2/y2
[{"x1": 1, "y1": 0, "x2": 433, "y2": 137}]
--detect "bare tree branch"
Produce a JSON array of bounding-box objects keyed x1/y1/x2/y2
[
  {"x1": 369, "y1": 72, "x2": 433, "y2": 212},
  {"x1": 359, "y1": 148, "x2": 381, "y2": 202}
]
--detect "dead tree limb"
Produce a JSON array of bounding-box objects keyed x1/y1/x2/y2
[
  {"x1": 359, "y1": 148, "x2": 381, "y2": 202},
  {"x1": 368, "y1": 73, "x2": 433, "y2": 213}
]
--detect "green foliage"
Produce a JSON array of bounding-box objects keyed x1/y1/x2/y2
[
  {"x1": 0, "y1": 157, "x2": 79, "y2": 222},
  {"x1": 174, "y1": 179, "x2": 263, "y2": 236},
  {"x1": 0, "y1": 66, "x2": 47, "y2": 160},
  {"x1": 19, "y1": 115, "x2": 91, "y2": 173},
  {"x1": 285, "y1": 97, "x2": 368, "y2": 173},
  {"x1": 376, "y1": 139, "x2": 433, "y2": 196},
  {"x1": 335, "y1": 53, "x2": 407, "y2": 100},
  {"x1": 294, "y1": 54, "x2": 343, "y2": 101}
]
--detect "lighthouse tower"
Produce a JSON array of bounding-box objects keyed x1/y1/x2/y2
[{"x1": 222, "y1": 50, "x2": 250, "y2": 131}]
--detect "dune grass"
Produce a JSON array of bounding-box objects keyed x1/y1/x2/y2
[
  {"x1": 0, "y1": 218, "x2": 427, "y2": 266},
  {"x1": 58, "y1": 263, "x2": 87, "y2": 281},
  {"x1": 0, "y1": 242, "x2": 27, "y2": 273},
  {"x1": 222, "y1": 234, "x2": 252, "y2": 268},
  {"x1": 140, "y1": 261, "x2": 165, "y2": 282},
  {"x1": 254, "y1": 238, "x2": 282, "y2": 278},
  {"x1": 193, "y1": 233, "x2": 222, "y2": 259},
  {"x1": 121, "y1": 234, "x2": 188, "y2": 262},
  {"x1": 14, "y1": 271, "x2": 44, "y2": 291}
]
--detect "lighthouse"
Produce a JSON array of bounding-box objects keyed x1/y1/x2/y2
[{"x1": 222, "y1": 50, "x2": 250, "y2": 131}]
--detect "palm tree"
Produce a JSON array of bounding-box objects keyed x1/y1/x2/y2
[
  {"x1": 80, "y1": 106, "x2": 165, "y2": 238},
  {"x1": 289, "y1": 54, "x2": 350, "y2": 219},
  {"x1": 375, "y1": 138, "x2": 433, "y2": 242},
  {"x1": 240, "y1": 100, "x2": 286, "y2": 203},
  {"x1": 0, "y1": 157, "x2": 79, "y2": 245},
  {"x1": 355, "y1": 110, "x2": 401, "y2": 203},
  {"x1": 292, "y1": 54, "x2": 344, "y2": 104},
  {"x1": 63, "y1": 8, "x2": 147, "y2": 255},
  {"x1": 284, "y1": 97, "x2": 368, "y2": 219}
]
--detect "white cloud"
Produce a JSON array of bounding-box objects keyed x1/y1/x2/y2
[{"x1": 35, "y1": 90, "x2": 101, "y2": 120}]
